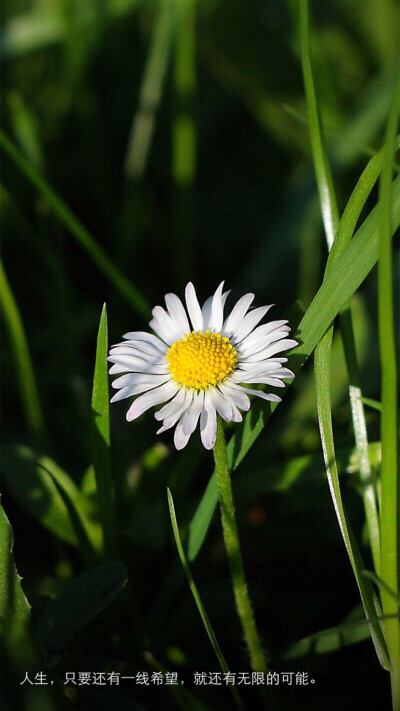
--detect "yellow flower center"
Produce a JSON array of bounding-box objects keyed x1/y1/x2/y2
[{"x1": 166, "y1": 330, "x2": 238, "y2": 390}]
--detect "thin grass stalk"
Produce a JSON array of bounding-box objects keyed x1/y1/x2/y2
[
  {"x1": 300, "y1": 0, "x2": 380, "y2": 573},
  {"x1": 0, "y1": 259, "x2": 45, "y2": 450},
  {"x1": 0, "y1": 131, "x2": 150, "y2": 320},
  {"x1": 213, "y1": 416, "x2": 267, "y2": 673},
  {"x1": 377, "y1": 72, "x2": 400, "y2": 707}
]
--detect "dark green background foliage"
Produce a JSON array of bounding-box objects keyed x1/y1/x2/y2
[{"x1": 1, "y1": 1, "x2": 398, "y2": 709}]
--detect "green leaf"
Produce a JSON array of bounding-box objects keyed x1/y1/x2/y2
[
  {"x1": 167, "y1": 489, "x2": 245, "y2": 711},
  {"x1": 37, "y1": 562, "x2": 127, "y2": 652},
  {"x1": 187, "y1": 172, "x2": 400, "y2": 561},
  {"x1": 91, "y1": 304, "x2": 116, "y2": 559},
  {"x1": 283, "y1": 605, "x2": 373, "y2": 660},
  {"x1": 2, "y1": 446, "x2": 101, "y2": 549}
]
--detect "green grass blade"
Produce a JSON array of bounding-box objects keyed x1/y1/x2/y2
[
  {"x1": 301, "y1": 0, "x2": 381, "y2": 572},
  {"x1": 167, "y1": 489, "x2": 246, "y2": 711},
  {"x1": 187, "y1": 174, "x2": 400, "y2": 560},
  {"x1": 378, "y1": 72, "x2": 400, "y2": 702},
  {"x1": 125, "y1": 0, "x2": 176, "y2": 178},
  {"x1": 0, "y1": 259, "x2": 45, "y2": 449},
  {"x1": 314, "y1": 330, "x2": 390, "y2": 670},
  {"x1": 38, "y1": 463, "x2": 100, "y2": 566},
  {"x1": 0, "y1": 131, "x2": 150, "y2": 320},
  {"x1": 299, "y1": 0, "x2": 339, "y2": 246},
  {"x1": 91, "y1": 304, "x2": 116, "y2": 559}
]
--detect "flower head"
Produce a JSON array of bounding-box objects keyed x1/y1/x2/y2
[{"x1": 108, "y1": 282, "x2": 297, "y2": 450}]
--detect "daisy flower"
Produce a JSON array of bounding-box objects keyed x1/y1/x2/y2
[{"x1": 108, "y1": 282, "x2": 297, "y2": 450}]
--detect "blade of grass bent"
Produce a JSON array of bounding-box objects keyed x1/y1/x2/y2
[
  {"x1": 301, "y1": 0, "x2": 386, "y2": 664},
  {"x1": 0, "y1": 131, "x2": 150, "y2": 320},
  {"x1": 378, "y1": 72, "x2": 400, "y2": 700},
  {"x1": 167, "y1": 489, "x2": 246, "y2": 711},
  {"x1": 0, "y1": 259, "x2": 45, "y2": 450},
  {"x1": 91, "y1": 304, "x2": 116, "y2": 559},
  {"x1": 315, "y1": 331, "x2": 390, "y2": 670},
  {"x1": 188, "y1": 174, "x2": 400, "y2": 561}
]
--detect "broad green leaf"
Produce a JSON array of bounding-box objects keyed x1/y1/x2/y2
[
  {"x1": 0, "y1": 503, "x2": 61, "y2": 709},
  {"x1": 167, "y1": 489, "x2": 245, "y2": 711},
  {"x1": 2, "y1": 446, "x2": 101, "y2": 550},
  {"x1": 37, "y1": 562, "x2": 127, "y2": 652},
  {"x1": 91, "y1": 304, "x2": 116, "y2": 558},
  {"x1": 188, "y1": 172, "x2": 400, "y2": 561}
]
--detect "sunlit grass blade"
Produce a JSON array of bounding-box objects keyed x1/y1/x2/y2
[
  {"x1": 315, "y1": 331, "x2": 390, "y2": 669},
  {"x1": 362, "y1": 571, "x2": 400, "y2": 606},
  {"x1": 187, "y1": 173, "x2": 400, "y2": 561},
  {"x1": 0, "y1": 259, "x2": 45, "y2": 450},
  {"x1": 125, "y1": 0, "x2": 176, "y2": 178},
  {"x1": 167, "y1": 488, "x2": 246, "y2": 711},
  {"x1": 0, "y1": 131, "x2": 150, "y2": 320},
  {"x1": 91, "y1": 304, "x2": 116, "y2": 559},
  {"x1": 378, "y1": 72, "x2": 400, "y2": 705},
  {"x1": 172, "y1": 0, "x2": 196, "y2": 285},
  {"x1": 301, "y1": 0, "x2": 381, "y2": 571}
]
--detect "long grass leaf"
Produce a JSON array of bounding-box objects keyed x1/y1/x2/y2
[
  {"x1": 187, "y1": 174, "x2": 400, "y2": 560},
  {"x1": 315, "y1": 331, "x2": 390, "y2": 669},
  {"x1": 0, "y1": 259, "x2": 45, "y2": 449},
  {"x1": 167, "y1": 489, "x2": 246, "y2": 711},
  {"x1": 378, "y1": 71, "x2": 400, "y2": 700},
  {"x1": 91, "y1": 304, "x2": 116, "y2": 559},
  {"x1": 0, "y1": 131, "x2": 150, "y2": 319}
]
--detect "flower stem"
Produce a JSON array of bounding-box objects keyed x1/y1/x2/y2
[{"x1": 213, "y1": 416, "x2": 267, "y2": 673}]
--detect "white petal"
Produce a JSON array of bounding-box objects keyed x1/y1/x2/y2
[
  {"x1": 200, "y1": 392, "x2": 217, "y2": 449},
  {"x1": 150, "y1": 305, "x2": 182, "y2": 345},
  {"x1": 218, "y1": 382, "x2": 251, "y2": 411},
  {"x1": 209, "y1": 388, "x2": 235, "y2": 421},
  {"x1": 239, "y1": 377, "x2": 286, "y2": 388},
  {"x1": 231, "y1": 305, "x2": 274, "y2": 344},
  {"x1": 112, "y1": 373, "x2": 169, "y2": 389},
  {"x1": 161, "y1": 391, "x2": 194, "y2": 431},
  {"x1": 229, "y1": 383, "x2": 281, "y2": 403},
  {"x1": 182, "y1": 391, "x2": 204, "y2": 435},
  {"x1": 123, "y1": 331, "x2": 168, "y2": 352},
  {"x1": 201, "y1": 295, "x2": 213, "y2": 330},
  {"x1": 239, "y1": 331, "x2": 294, "y2": 360},
  {"x1": 155, "y1": 388, "x2": 189, "y2": 421},
  {"x1": 165, "y1": 293, "x2": 190, "y2": 335},
  {"x1": 222, "y1": 293, "x2": 255, "y2": 337},
  {"x1": 238, "y1": 321, "x2": 290, "y2": 354},
  {"x1": 244, "y1": 338, "x2": 298, "y2": 361},
  {"x1": 126, "y1": 382, "x2": 178, "y2": 421},
  {"x1": 109, "y1": 345, "x2": 165, "y2": 364},
  {"x1": 174, "y1": 416, "x2": 192, "y2": 450},
  {"x1": 209, "y1": 281, "x2": 225, "y2": 332},
  {"x1": 108, "y1": 354, "x2": 168, "y2": 375},
  {"x1": 185, "y1": 282, "x2": 203, "y2": 331}
]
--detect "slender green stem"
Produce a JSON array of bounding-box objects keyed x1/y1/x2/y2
[
  {"x1": 213, "y1": 416, "x2": 267, "y2": 673},
  {"x1": 378, "y1": 72, "x2": 400, "y2": 709},
  {"x1": 0, "y1": 259, "x2": 45, "y2": 450}
]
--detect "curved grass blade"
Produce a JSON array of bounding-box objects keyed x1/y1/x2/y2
[
  {"x1": 0, "y1": 131, "x2": 150, "y2": 320},
  {"x1": 188, "y1": 173, "x2": 400, "y2": 561},
  {"x1": 378, "y1": 71, "x2": 400, "y2": 703},
  {"x1": 91, "y1": 304, "x2": 116, "y2": 559},
  {"x1": 167, "y1": 489, "x2": 246, "y2": 711},
  {"x1": 0, "y1": 259, "x2": 45, "y2": 449},
  {"x1": 300, "y1": 0, "x2": 381, "y2": 571},
  {"x1": 315, "y1": 332, "x2": 390, "y2": 670},
  {"x1": 38, "y1": 463, "x2": 100, "y2": 566},
  {"x1": 125, "y1": 0, "x2": 176, "y2": 178}
]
